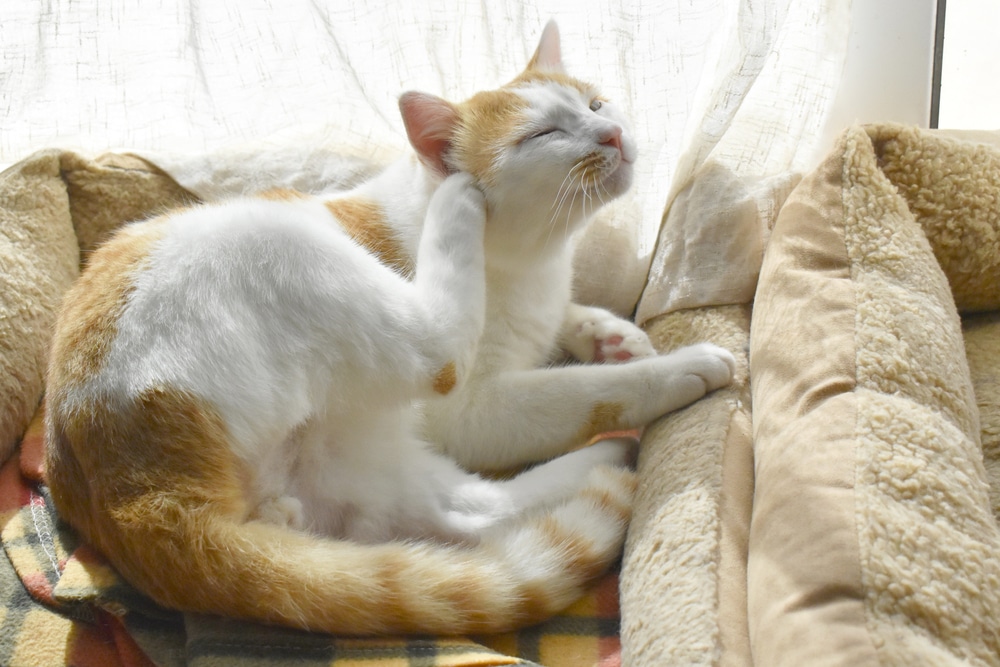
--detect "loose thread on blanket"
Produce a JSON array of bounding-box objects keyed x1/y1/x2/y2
[{"x1": 29, "y1": 491, "x2": 62, "y2": 580}]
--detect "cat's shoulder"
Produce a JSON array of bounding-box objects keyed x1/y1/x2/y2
[{"x1": 207, "y1": 188, "x2": 412, "y2": 275}]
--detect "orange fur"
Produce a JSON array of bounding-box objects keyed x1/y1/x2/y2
[
  {"x1": 44, "y1": 207, "x2": 630, "y2": 636},
  {"x1": 324, "y1": 197, "x2": 412, "y2": 276},
  {"x1": 256, "y1": 188, "x2": 310, "y2": 201},
  {"x1": 452, "y1": 90, "x2": 528, "y2": 186},
  {"x1": 48, "y1": 220, "x2": 168, "y2": 385},
  {"x1": 47, "y1": 386, "x2": 453, "y2": 634},
  {"x1": 432, "y1": 362, "x2": 458, "y2": 395},
  {"x1": 45, "y1": 382, "x2": 627, "y2": 634},
  {"x1": 576, "y1": 402, "x2": 626, "y2": 443},
  {"x1": 43, "y1": 26, "x2": 639, "y2": 636}
]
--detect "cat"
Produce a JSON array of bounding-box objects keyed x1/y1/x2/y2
[{"x1": 44, "y1": 21, "x2": 735, "y2": 636}]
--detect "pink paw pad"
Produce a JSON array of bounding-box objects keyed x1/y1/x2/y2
[{"x1": 594, "y1": 335, "x2": 634, "y2": 362}]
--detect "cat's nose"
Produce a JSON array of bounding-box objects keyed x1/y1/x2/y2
[{"x1": 600, "y1": 127, "x2": 623, "y2": 155}]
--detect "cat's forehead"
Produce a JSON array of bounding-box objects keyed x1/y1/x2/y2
[
  {"x1": 456, "y1": 89, "x2": 529, "y2": 145},
  {"x1": 510, "y1": 69, "x2": 596, "y2": 96},
  {"x1": 510, "y1": 74, "x2": 598, "y2": 110},
  {"x1": 459, "y1": 77, "x2": 594, "y2": 123},
  {"x1": 512, "y1": 82, "x2": 596, "y2": 118}
]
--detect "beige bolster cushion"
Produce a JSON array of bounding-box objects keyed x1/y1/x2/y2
[{"x1": 748, "y1": 124, "x2": 1000, "y2": 665}]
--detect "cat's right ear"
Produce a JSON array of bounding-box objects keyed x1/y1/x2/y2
[{"x1": 399, "y1": 92, "x2": 459, "y2": 178}]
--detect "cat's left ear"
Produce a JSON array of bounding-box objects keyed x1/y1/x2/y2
[
  {"x1": 527, "y1": 20, "x2": 565, "y2": 74},
  {"x1": 399, "y1": 92, "x2": 459, "y2": 178}
]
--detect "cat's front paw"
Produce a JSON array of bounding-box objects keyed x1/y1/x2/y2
[
  {"x1": 430, "y1": 171, "x2": 486, "y2": 228},
  {"x1": 673, "y1": 342, "x2": 737, "y2": 391}
]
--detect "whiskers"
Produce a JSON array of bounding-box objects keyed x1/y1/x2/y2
[{"x1": 545, "y1": 155, "x2": 614, "y2": 247}]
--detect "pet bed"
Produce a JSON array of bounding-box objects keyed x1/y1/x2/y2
[{"x1": 1, "y1": 122, "x2": 999, "y2": 665}]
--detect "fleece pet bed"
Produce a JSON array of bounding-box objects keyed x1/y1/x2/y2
[
  {"x1": 749, "y1": 124, "x2": 1000, "y2": 665},
  {"x1": 2, "y1": 121, "x2": 1000, "y2": 666}
]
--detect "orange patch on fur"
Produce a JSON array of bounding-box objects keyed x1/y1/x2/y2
[
  {"x1": 577, "y1": 402, "x2": 626, "y2": 443},
  {"x1": 432, "y1": 362, "x2": 458, "y2": 395},
  {"x1": 580, "y1": 486, "x2": 632, "y2": 524},
  {"x1": 453, "y1": 90, "x2": 528, "y2": 186},
  {"x1": 510, "y1": 69, "x2": 596, "y2": 97},
  {"x1": 324, "y1": 198, "x2": 412, "y2": 276},
  {"x1": 256, "y1": 188, "x2": 310, "y2": 201},
  {"x1": 48, "y1": 219, "x2": 168, "y2": 386},
  {"x1": 45, "y1": 383, "x2": 252, "y2": 609}
]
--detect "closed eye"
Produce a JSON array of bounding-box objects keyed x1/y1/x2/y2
[{"x1": 525, "y1": 128, "x2": 558, "y2": 142}]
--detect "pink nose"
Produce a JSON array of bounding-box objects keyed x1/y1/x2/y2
[{"x1": 600, "y1": 126, "x2": 623, "y2": 154}]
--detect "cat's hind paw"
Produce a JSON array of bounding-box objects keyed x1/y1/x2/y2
[
  {"x1": 253, "y1": 496, "x2": 306, "y2": 530},
  {"x1": 564, "y1": 306, "x2": 657, "y2": 363},
  {"x1": 591, "y1": 328, "x2": 657, "y2": 363}
]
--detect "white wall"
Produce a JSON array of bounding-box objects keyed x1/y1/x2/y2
[
  {"x1": 938, "y1": 0, "x2": 1000, "y2": 129},
  {"x1": 818, "y1": 0, "x2": 937, "y2": 157}
]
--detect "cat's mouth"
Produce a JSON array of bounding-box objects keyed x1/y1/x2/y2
[
  {"x1": 591, "y1": 147, "x2": 634, "y2": 197},
  {"x1": 602, "y1": 161, "x2": 633, "y2": 199}
]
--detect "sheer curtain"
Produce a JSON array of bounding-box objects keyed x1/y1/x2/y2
[{"x1": 1, "y1": 0, "x2": 851, "y2": 321}]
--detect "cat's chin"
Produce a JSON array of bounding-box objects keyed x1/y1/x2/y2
[{"x1": 600, "y1": 161, "x2": 634, "y2": 200}]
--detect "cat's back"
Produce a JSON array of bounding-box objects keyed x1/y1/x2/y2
[
  {"x1": 64, "y1": 193, "x2": 402, "y2": 328},
  {"x1": 49, "y1": 194, "x2": 417, "y2": 426}
]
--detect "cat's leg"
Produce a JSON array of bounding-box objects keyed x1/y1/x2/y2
[
  {"x1": 407, "y1": 172, "x2": 488, "y2": 388},
  {"x1": 431, "y1": 437, "x2": 637, "y2": 539},
  {"x1": 560, "y1": 303, "x2": 656, "y2": 363},
  {"x1": 313, "y1": 172, "x2": 486, "y2": 400},
  {"x1": 298, "y1": 409, "x2": 633, "y2": 546},
  {"x1": 468, "y1": 436, "x2": 637, "y2": 512},
  {"x1": 428, "y1": 343, "x2": 736, "y2": 470}
]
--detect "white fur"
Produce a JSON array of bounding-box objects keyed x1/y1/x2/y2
[{"x1": 78, "y1": 23, "x2": 734, "y2": 553}]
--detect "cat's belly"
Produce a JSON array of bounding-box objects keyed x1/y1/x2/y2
[{"x1": 254, "y1": 408, "x2": 452, "y2": 543}]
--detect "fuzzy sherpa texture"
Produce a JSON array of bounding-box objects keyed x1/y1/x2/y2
[
  {"x1": 868, "y1": 125, "x2": 1000, "y2": 313},
  {"x1": 621, "y1": 304, "x2": 753, "y2": 667},
  {"x1": 750, "y1": 124, "x2": 1000, "y2": 666},
  {"x1": 3, "y1": 126, "x2": 999, "y2": 665},
  {"x1": 845, "y1": 126, "x2": 998, "y2": 666}
]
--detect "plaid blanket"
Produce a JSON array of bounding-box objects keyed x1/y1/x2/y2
[{"x1": 0, "y1": 405, "x2": 623, "y2": 667}]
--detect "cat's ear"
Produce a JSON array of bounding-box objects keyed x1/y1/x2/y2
[
  {"x1": 399, "y1": 92, "x2": 459, "y2": 178},
  {"x1": 526, "y1": 20, "x2": 564, "y2": 74}
]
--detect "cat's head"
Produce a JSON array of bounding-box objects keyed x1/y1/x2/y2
[{"x1": 398, "y1": 21, "x2": 635, "y2": 249}]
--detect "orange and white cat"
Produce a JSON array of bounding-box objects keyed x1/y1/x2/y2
[{"x1": 45, "y1": 22, "x2": 734, "y2": 636}]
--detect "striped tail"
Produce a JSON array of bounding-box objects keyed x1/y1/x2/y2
[{"x1": 54, "y1": 460, "x2": 634, "y2": 635}]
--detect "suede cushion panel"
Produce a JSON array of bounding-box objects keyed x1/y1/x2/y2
[
  {"x1": 748, "y1": 136, "x2": 876, "y2": 666},
  {"x1": 60, "y1": 152, "x2": 198, "y2": 260},
  {"x1": 621, "y1": 304, "x2": 753, "y2": 667},
  {"x1": 964, "y1": 312, "x2": 1000, "y2": 522},
  {"x1": 0, "y1": 152, "x2": 79, "y2": 462}
]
